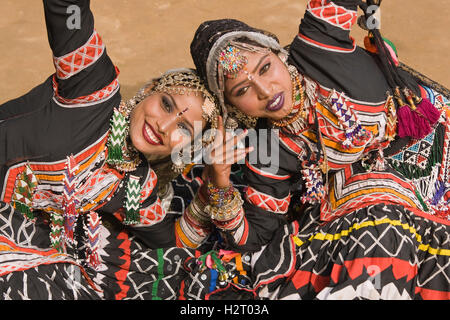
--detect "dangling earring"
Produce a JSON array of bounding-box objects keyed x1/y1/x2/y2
[
  {"x1": 106, "y1": 100, "x2": 142, "y2": 172},
  {"x1": 171, "y1": 149, "x2": 186, "y2": 174}
]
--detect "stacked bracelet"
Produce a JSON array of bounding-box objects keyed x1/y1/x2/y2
[
  {"x1": 185, "y1": 192, "x2": 211, "y2": 227},
  {"x1": 207, "y1": 182, "x2": 235, "y2": 207},
  {"x1": 204, "y1": 185, "x2": 244, "y2": 231},
  {"x1": 212, "y1": 207, "x2": 244, "y2": 230}
]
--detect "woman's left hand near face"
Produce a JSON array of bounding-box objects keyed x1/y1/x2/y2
[{"x1": 204, "y1": 116, "x2": 253, "y2": 188}]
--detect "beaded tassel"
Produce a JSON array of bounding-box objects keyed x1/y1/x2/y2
[
  {"x1": 107, "y1": 107, "x2": 128, "y2": 163},
  {"x1": 107, "y1": 106, "x2": 142, "y2": 172},
  {"x1": 50, "y1": 212, "x2": 65, "y2": 253},
  {"x1": 62, "y1": 155, "x2": 79, "y2": 245},
  {"x1": 11, "y1": 164, "x2": 38, "y2": 221},
  {"x1": 85, "y1": 211, "x2": 102, "y2": 269},
  {"x1": 124, "y1": 175, "x2": 141, "y2": 225},
  {"x1": 300, "y1": 163, "x2": 326, "y2": 204},
  {"x1": 384, "y1": 94, "x2": 397, "y2": 141},
  {"x1": 329, "y1": 91, "x2": 372, "y2": 149}
]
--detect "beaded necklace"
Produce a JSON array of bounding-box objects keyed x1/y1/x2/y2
[
  {"x1": 270, "y1": 66, "x2": 307, "y2": 134},
  {"x1": 271, "y1": 65, "x2": 327, "y2": 205}
]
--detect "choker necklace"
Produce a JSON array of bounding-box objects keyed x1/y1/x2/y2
[{"x1": 270, "y1": 66, "x2": 307, "y2": 133}]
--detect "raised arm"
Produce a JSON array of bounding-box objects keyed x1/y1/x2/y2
[
  {"x1": 0, "y1": 0, "x2": 118, "y2": 119},
  {"x1": 289, "y1": 0, "x2": 395, "y2": 102},
  {"x1": 298, "y1": 0, "x2": 358, "y2": 51},
  {"x1": 43, "y1": 0, "x2": 118, "y2": 105}
]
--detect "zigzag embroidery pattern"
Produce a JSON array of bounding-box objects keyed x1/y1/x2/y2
[{"x1": 124, "y1": 175, "x2": 142, "y2": 225}]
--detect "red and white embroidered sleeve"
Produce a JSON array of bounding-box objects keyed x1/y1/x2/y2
[
  {"x1": 245, "y1": 187, "x2": 291, "y2": 215},
  {"x1": 44, "y1": 0, "x2": 120, "y2": 107},
  {"x1": 51, "y1": 29, "x2": 120, "y2": 106},
  {"x1": 306, "y1": 0, "x2": 358, "y2": 31},
  {"x1": 53, "y1": 30, "x2": 105, "y2": 80}
]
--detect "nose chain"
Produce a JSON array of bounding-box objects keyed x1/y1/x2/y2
[{"x1": 176, "y1": 107, "x2": 189, "y2": 118}]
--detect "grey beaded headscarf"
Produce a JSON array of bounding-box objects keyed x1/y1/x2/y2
[{"x1": 190, "y1": 19, "x2": 286, "y2": 127}]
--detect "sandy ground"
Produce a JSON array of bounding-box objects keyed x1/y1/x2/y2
[{"x1": 0, "y1": 0, "x2": 449, "y2": 104}]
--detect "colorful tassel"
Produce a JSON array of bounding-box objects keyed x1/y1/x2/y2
[
  {"x1": 300, "y1": 162, "x2": 326, "y2": 204},
  {"x1": 85, "y1": 211, "x2": 102, "y2": 269},
  {"x1": 124, "y1": 175, "x2": 142, "y2": 225},
  {"x1": 431, "y1": 180, "x2": 446, "y2": 206},
  {"x1": 63, "y1": 155, "x2": 80, "y2": 245},
  {"x1": 416, "y1": 97, "x2": 441, "y2": 126},
  {"x1": 384, "y1": 95, "x2": 397, "y2": 141},
  {"x1": 328, "y1": 92, "x2": 372, "y2": 150},
  {"x1": 395, "y1": 88, "x2": 438, "y2": 140},
  {"x1": 107, "y1": 108, "x2": 127, "y2": 163},
  {"x1": 106, "y1": 106, "x2": 141, "y2": 172},
  {"x1": 397, "y1": 103, "x2": 418, "y2": 138},
  {"x1": 11, "y1": 164, "x2": 38, "y2": 221},
  {"x1": 50, "y1": 212, "x2": 65, "y2": 253},
  {"x1": 197, "y1": 250, "x2": 228, "y2": 278},
  {"x1": 413, "y1": 110, "x2": 431, "y2": 140}
]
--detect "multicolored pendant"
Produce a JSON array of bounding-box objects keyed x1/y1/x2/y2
[{"x1": 219, "y1": 45, "x2": 248, "y2": 79}]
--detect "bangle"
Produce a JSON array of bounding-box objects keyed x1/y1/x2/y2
[
  {"x1": 212, "y1": 207, "x2": 244, "y2": 230},
  {"x1": 207, "y1": 182, "x2": 235, "y2": 207},
  {"x1": 204, "y1": 189, "x2": 244, "y2": 230},
  {"x1": 185, "y1": 193, "x2": 211, "y2": 227}
]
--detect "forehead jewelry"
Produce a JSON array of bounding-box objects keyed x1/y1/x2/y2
[{"x1": 219, "y1": 45, "x2": 248, "y2": 79}]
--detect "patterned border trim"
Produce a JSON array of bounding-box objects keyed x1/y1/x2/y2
[
  {"x1": 298, "y1": 33, "x2": 356, "y2": 53},
  {"x1": 306, "y1": 0, "x2": 358, "y2": 31},
  {"x1": 245, "y1": 159, "x2": 291, "y2": 181},
  {"x1": 53, "y1": 30, "x2": 105, "y2": 80},
  {"x1": 245, "y1": 186, "x2": 291, "y2": 214},
  {"x1": 52, "y1": 66, "x2": 120, "y2": 107}
]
